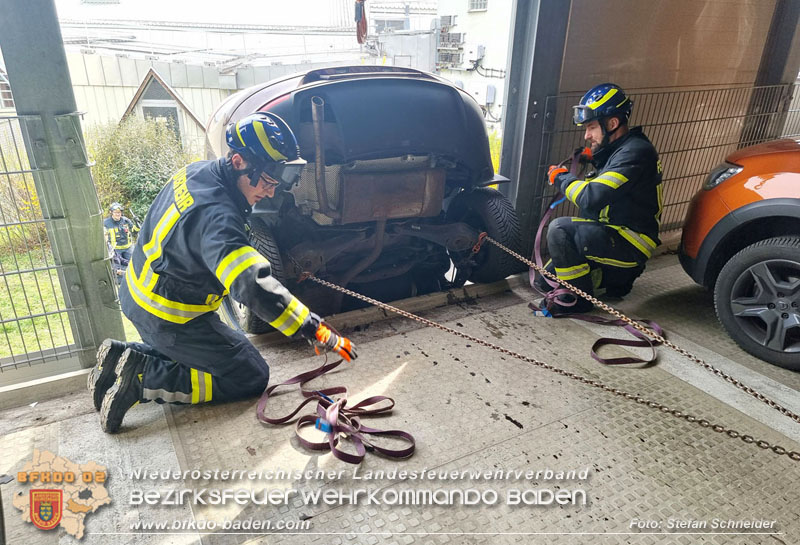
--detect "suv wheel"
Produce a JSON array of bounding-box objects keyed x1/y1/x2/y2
[
  {"x1": 714, "y1": 236, "x2": 800, "y2": 370},
  {"x1": 446, "y1": 187, "x2": 523, "y2": 284},
  {"x1": 220, "y1": 220, "x2": 284, "y2": 334}
]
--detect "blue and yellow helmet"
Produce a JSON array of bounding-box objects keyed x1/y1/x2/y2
[
  {"x1": 226, "y1": 112, "x2": 306, "y2": 187},
  {"x1": 572, "y1": 83, "x2": 633, "y2": 127}
]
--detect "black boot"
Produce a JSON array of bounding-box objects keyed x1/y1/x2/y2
[
  {"x1": 547, "y1": 273, "x2": 595, "y2": 315},
  {"x1": 100, "y1": 348, "x2": 147, "y2": 433},
  {"x1": 88, "y1": 339, "x2": 127, "y2": 411}
]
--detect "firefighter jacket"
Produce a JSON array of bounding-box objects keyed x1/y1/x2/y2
[
  {"x1": 103, "y1": 216, "x2": 136, "y2": 250},
  {"x1": 554, "y1": 126, "x2": 663, "y2": 258},
  {"x1": 119, "y1": 158, "x2": 318, "y2": 338}
]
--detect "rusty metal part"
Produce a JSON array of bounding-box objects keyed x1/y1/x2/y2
[
  {"x1": 311, "y1": 95, "x2": 335, "y2": 217},
  {"x1": 339, "y1": 168, "x2": 445, "y2": 224},
  {"x1": 306, "y1": 273, "x2": 800, "y2": 462},
  {"x1": 332, "y1": 218, "x2": 387, "y2": 310},
  {"x1": 286, "y1": 232, "x2": 367, "y2": 278},
  {"x1": 483, "y1": 235, "x2": 800, "y2": 426},
  {"x1": 387, "y1": 221, "x2": 479, "y2": 252}
]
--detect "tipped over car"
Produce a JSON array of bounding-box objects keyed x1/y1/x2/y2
[
  {"x1": 206, "y1": 66, "x2": 523, "y2": 333},
  {"x1": 679, "y1": 138, "x2": 800, "y2": 370}
]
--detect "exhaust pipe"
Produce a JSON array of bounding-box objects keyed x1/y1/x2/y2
[{"x1": 311, "y1": 96, "x2": 334, "y2": 216}]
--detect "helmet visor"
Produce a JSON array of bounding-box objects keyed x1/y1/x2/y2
[
  {"x1": 572, "y1": 105, "x2": 596, "y2": 126},
  {"x1": 262, "y1": 158, "x2": 307, "y2": 188}
]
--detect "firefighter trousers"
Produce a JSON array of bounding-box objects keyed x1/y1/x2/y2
[
  {"x1": 543, "y1": 217, "x2": 648, "y2": 297},
  {"x1": 129, "y1": 312, "x2": 270, "y2": 405}
]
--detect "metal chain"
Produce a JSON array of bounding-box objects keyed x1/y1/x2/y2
[
  {"x1": 484, "y1": 235, "x2": 800, "y2": 425},
  {"x1": 306, "y1": 275, "x2": 800, "y2": 462}
]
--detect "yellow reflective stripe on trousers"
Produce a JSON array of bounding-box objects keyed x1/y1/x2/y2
[
  {"x1": 190, "y1": 369, "x2": 213, "y2": 404},
  {"x1": 555, "y1": 263, "x2": 590, "y2": 280},
  {"x1": 215, "y1": 246, "x2": 269, "y2": 291},
  {"x1": 586, "y1": 255, "x2": 640, "y2": 268},
  {"x1": 655, "y1": 182, "x2": 663, "y2": 224},
  {"x1": 607, "y1": 225, "x2": 657, "y2": 258},
  {"x1": 269, "y1": 297, "x2": 310, "y2": 336}
]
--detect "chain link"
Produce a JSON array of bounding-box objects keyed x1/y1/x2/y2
[
  {"x1": 483, "y1": 236, "x2": 800, "y2": 425},
  {"x1": 306, "y1": 274, "x2": 799, "y2": 462}
]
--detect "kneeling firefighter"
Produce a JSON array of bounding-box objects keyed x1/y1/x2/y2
[
  {"x1": 538, "y1": 83, "x2": 663, "y2": 314},
  {"x1": 89, "y1": 112, "x2": 357, "y2": 433}
]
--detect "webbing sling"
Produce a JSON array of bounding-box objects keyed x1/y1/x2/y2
[
  {"x1": 256, "y1": 357, "x2": 415, "y2": 464},
  {"x1": 528, "y1": 150, "x2": 665, "y2": 365}
]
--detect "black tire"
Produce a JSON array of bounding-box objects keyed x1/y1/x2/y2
[
  {"x1": 220, "y1": 220, "x2": 285, "y2": 334},
  {"x1": 713, "y1": 236, "x2": 800, "y2": 370},
  {"x1": 446, "y1": 187, "x2": 523, "y2": 283}
]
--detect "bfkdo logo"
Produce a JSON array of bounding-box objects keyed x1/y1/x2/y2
[{"x1": 30, "y1": 489, "x2": 63, "y2": 530}]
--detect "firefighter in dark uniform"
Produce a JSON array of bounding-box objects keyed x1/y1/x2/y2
[
  {"x1": 103, "y1": 202, "x2": 136, "y2": 281},
  {"x1": 541, "y1": 83, "x2": 663, "y2": 314},
  {"x1": 88, "y1": 112, "x2": 357, "y2": 433}
]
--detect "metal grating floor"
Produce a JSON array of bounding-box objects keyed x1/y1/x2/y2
[{"x1": 1, "y1": 255, "x2": 798, "y2": 544}]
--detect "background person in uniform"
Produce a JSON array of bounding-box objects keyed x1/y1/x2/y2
[
  {"x1": 103, "y1": 202, "x2": 137, "y2": 283},
  {"x1": 539, "y1": 83, "x2": 663, "y2": 315},
  {"x1": 88, "y1": 112, "x2": 357, "y2": 433}
]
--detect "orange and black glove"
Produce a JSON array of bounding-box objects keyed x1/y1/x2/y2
[
  {"x1": 314, "y1": 324, "x2": 358, "y2": 361},
  {"x1": 547, "y1": 165, "x2": 568, "y2": 186}
]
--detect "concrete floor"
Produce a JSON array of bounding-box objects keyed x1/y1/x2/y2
[{"x1": 1, "y1": 254, "x2": 799, "y2": 544}]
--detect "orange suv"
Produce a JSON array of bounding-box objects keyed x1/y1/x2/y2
[{"x1": 679, "y1": 138, "x2": 800, "y2": 370}]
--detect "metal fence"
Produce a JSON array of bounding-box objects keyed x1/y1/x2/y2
[
  {"x1": 538, "y1": 82, "x2": 800, "y2": 233},
  {"x1": 0, "y1": 116, "x2": 80, "y2": 373}
]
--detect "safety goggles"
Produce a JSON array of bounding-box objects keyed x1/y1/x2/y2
[
  {"x1": 261, "y1": 158, "x2": 307, "y2": 188},
  {"x1": 572, "y1": 105, "x2": 598, "y2": 126}
]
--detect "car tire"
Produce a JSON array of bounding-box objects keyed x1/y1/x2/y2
[
  {"x1": 713, "y1": 236, "x2": 800, "y2": 370},
  {"x1": 446, "y1": 187, "x2": 523, "y2": 284},
  {"x1": 220, "y1": 220, "x2": 284, "y2": 334}
]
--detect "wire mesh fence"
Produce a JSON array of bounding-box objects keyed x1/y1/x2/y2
[
  {"x1": 0, "y1": 116, "x2": 79, "y2": 370},
  {"x1": 538, "y1": 82, "x2": 799, "y2": 233}
]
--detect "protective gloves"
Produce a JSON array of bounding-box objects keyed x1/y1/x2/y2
[
  {"x1": 314, "y1": 323, "x2": 358, "y2": 362},
  {"x1": 574, "y1": 146, "x2": 593, "y2": 164},
  {"x1": 548, "y1": 165, "x2": 568, "y2": 185}
]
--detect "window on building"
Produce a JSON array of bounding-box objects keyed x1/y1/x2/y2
[
  {"x1": 137, "y1": 80, "x2": 182, "y2": 142},
  {"x1": 0, "y1": 71, "x2": 14, "y2": 109},
  {"x1": 468, "y1": 0, "x2": 488, "y2": 11},
  {"x1": 373, "y1": 19, "x2": 406, "y2": 33}
]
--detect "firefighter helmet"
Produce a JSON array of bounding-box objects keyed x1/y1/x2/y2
[
  {"x1": 109, "y1": 202, "x2": 123, "y2": 212},
  {"x1": 225, "y1": 112, "x2": 306, "y2": 188},
  {"x1": 572, "y1": 83, "x2": 633, "y2": 127}
]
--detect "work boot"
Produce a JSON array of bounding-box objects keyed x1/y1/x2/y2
[
  {"x1": 88, "y1": 339, "x2": 127, "y2": 411},
  {"x1": 100, "y1": 348, "x2": 147, "y2": 434},
  {"x1": 547, "y1": 294, "x2": 594, "y2": 315}
]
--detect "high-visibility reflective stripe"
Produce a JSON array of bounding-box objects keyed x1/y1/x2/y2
[
  {"x1": 586, "y1": 255, "x2": 640, "y2": 268},
  {"x1": 588, "y1": 88, "x2": 618, "y2": 110},
  {"x1": 269, "y1": 297, "x2": 310, "y2": 337},
  {"x1": 607, "y1": 225, "x2": 657, "y2": 258},
  {"x1": 602, "y1": 171, "x2": 628, "y2": 183},
  {"x1": 142, "y1": 387, "x2": 193, "y2": 403},
  {"x1": 204, "y1": 372, "x2": 213, "y2": 402},
  {"x1": 126, "y1": 268, "x2": 219, "y2": 323},
  {"x1": 570, "y1": 218, "x2": 596, "y2": 223},
  {"x1": 591, "y1": 178, "x2": 622, "y2": 190},
  {"x1": 555, "y1": 263, "x2": 591, "y2": 280},
  {"x1": 191, "y1": 369, "x2": 200, "y2": 404},
  {"x1": 253, "y1": 121, "x2": 288, "y2": 162},
  {"x1": 216, "y1": 246, "x2": 269, "y2": 290},
  {"x1": 190, "y1": 369, "x2": 213, "y2": 404},
  {"x1": 655, "y1": 182, "x2": 663, "y2": 224},
  {"x1": 139, "y1": 205, "x2": 180, "y2": 289},
  {"x1": 565, "y1": 180, "x2": 589, "y2": 202}
]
